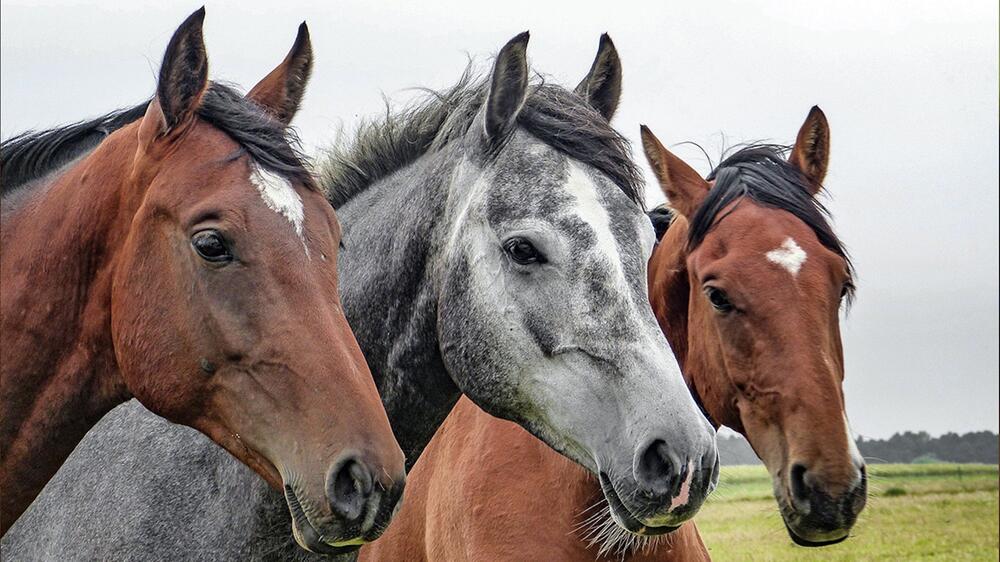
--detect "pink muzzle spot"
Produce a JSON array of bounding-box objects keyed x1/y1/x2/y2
[{"x1": 669, "y1": 461, "x2": 694, "y2": 511}]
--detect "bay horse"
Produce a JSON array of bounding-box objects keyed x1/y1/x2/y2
[
  {"x1": 360, "y1": 108, "x2": 866, "y2": 560},
  {"x1": 642, "y1": 113, "x2": 866, "y2": 546},
  {"x1": 2, "y1": 33, "x2": 718, "y2": 560},
  {"x1": 0, "y1": 10, "x2": 406, "y2": 553}
]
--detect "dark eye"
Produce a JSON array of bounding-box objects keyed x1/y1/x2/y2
[
  {"x1": 503, "y1": 237, "x2": 546, "y2": 265},
  {"x1": 705, "y1": 286, "x2": 735, "y2": 313},
  {"x1": 192, "y1": 230, "x2": 232, "y2": 263}
]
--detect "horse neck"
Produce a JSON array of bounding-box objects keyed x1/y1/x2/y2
[
  {"x1": 649, "y1": 216, "x2": 732, "y2": 431},
  {"x1": 336, "y1": 148, "x2": 464, "y2": 469},
  {"x1": 0, "y1": 126, "x2": 140, "y2": 527}
]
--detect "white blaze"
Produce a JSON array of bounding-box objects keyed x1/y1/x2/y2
[
  {"x1": 563, "y1": 162, "x2": 630, "y2": 293},
  {"x1": 249, "y1": 165, "x2": 309, "y2": 256},
  {"x1": 766, "y1": 237, "x2": 807, "y2": 276}
]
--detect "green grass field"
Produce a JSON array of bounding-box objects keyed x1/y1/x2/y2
[{"x1": 697, "y1": 464, "x2": 999, "y2": 561}]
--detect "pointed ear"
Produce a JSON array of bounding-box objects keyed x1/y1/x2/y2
[
  {"x1": 484, "y1": 31, "x2": 530, "y2": 141},
  {"x1": 574, "y1": 33, "x2": 622, "y2": 121},
  {"x1": 788, "y1": 106, "x2": 830, "y2": 195},
  {"x1": 137, "y1": 8, "x2": 207, "y2": 153},
  {"x1": 247, "y1": 22, "x2": 313, "y2": 126},
  {"x1": 640, "y1": 125, "x2": 710, "y2": 219},
  {"x1": 153, "y1": 8, "x2": 209, "y2": 133}
]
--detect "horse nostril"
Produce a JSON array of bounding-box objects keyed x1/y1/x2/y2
[
  {"x1": 790, "y1": 462, "x2": 810, "y2": 502},
  {"x1": 637, "y1": 439, "x2": 677, "y2": 495},
  {"x1": 327, "y1": 457, "x2": 374, "y2": 522},
  {"x1": 350, "y1": 461, "x2": 375, "y2": 496}
]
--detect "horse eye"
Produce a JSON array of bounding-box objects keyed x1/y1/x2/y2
[
  {"x1": 192, "y1": 230, "x2": 232, "y2": 263},
  {"x1": 705, "y1": 286, "x2": 734, "y2": 313},
  {"x1": 503, "y1": 237, "x2": 546, "y2": 265}
]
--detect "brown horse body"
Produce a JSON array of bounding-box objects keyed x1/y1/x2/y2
[
  {"x1": 362, "y1": 109, "x2": 865, "y2": 560},
  {"x1": 0, "y1": 11, "x2": 404, "y2": 553},
  {"x1": 361, "y1": 397, "x2": 710, "y2": 562}
]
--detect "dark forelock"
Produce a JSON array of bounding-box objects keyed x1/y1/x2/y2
[{"x1": 688, "y1": 144, "x2": 855, "y2": 299}]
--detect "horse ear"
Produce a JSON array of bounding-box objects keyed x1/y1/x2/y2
[
  {"x1": 789, "y1": 106, "x2": 830, "y2": 195},
  {"x1": 484, "y1": 31, "x2": 530, "y2": 141},
  {"x1": 574, "y1": 33, "x2": 622, "y2": 121},
  {"x1": 640, "y1": 125, "x2": 710, "y2": 219},
  {"x1": 154, "y1": 8, "x2": 209, "y2": 133},
  {"x1": 247, "y1": 22, "x2": 313, "y2": 126}
]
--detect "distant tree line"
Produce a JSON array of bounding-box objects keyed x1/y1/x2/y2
[
  {"x1": 717, "y1": 430, "x2": 999, "y2": 466},
  {"x1": 856, "y1": 431, "x2": 999, "y2": 464}
]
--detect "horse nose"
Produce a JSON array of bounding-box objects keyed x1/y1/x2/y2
[
  {"x1": 789, "y1": 461, "x2": 867, "y2": 519},
  {"x1": 789, "y1": 462, "x2": 810, "y2": 508},
  {"x1": 635, "y1": 437, "x2": 717, "y2": 506},
  {"x1": 326, "y1": 456, "x2": 375, "y2": 523},
  {"x1": 635, "y1": 439, "x2": 682, "y2": 496}
]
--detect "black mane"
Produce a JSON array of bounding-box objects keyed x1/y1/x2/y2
[
  {"x1": 1, "y1": 82, "x2": 314, "y2": 195},
  {"x1": 320, "y1": 68, "x2": 643, "y2": 208},
  {"x1": 1, "y1": 104, "x2": 149, "y2": 193},
  {"x1": 688, "y1": 144, "x2": 855, "y2": 297}
]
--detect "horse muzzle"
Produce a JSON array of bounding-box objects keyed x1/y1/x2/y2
[
  {"x1": 598, "y1": 440, "x2": 719, "y2": 535},
  {"x1": 779, "y1": 463, "x2": 867, "y2": 546},
  {"x1": 284, "y1": 456, "x2": 406, "y2": 554}
]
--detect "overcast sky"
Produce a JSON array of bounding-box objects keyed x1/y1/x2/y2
[{"x1": 2, "y1": 0, "x2": 997, "y2": 439}]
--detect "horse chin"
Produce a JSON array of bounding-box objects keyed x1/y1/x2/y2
[
  {"x1": 783, "y1": 521, "x2": 850, "y2": 547},
  {"x1": 775, "y1": 488, "x2": 852, "y2": 547},
  {"x1": 284, "y1": 484, "x2": 366, "y2": 555},
  {"x1": 598, "y1": 472, "x2": 680, "y2": 537}
]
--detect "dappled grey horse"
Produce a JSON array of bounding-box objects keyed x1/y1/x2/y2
[{"x1": 4, "y1": 34, "x2": 717, "y2": 560}]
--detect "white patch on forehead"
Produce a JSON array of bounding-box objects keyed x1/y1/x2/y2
[
  {"x1": 249, "y1": 165, "x2": 309, "y2": 257},
  {"x1": 563, "y1": 162, "x2": 630, "y2": 292},
  {"x1": 765, "y1": 237, "x2": 807, "y2": 277},
  {"x1": 445, "y1": 161, "x2": 489, "y2": 253}
]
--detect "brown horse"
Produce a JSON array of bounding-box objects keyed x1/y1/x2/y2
[
  {"x1": 362, "y1": 108, "x2": 865, "y2": 560},
  {"x1": 642, "y1": 110, "x2": 865, "y2": 547},
  {"x1": 0, "y1": 10, "x2": 405, "y2": 553}
]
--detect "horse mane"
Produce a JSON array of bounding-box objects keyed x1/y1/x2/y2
[
  {"x1": 1, "y1": 104, "x2": 150, "y2": 193},
  {"x1": 688, "y1": 143, "x2": 855, "y2": 301},
  {"x1": 319, "y1": 66, "x2": 644, "y2": 209},
  {"x1": 1, "y1": 82, "x2": 315, "y2": 196}
]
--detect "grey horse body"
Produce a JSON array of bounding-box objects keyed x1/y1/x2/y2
[
  {"x1": 3, "y1": 401, "x2": 299, "y2": 561},
  {"x1": 4, "y1": 38, "x2": 718, "y2": 559}
]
